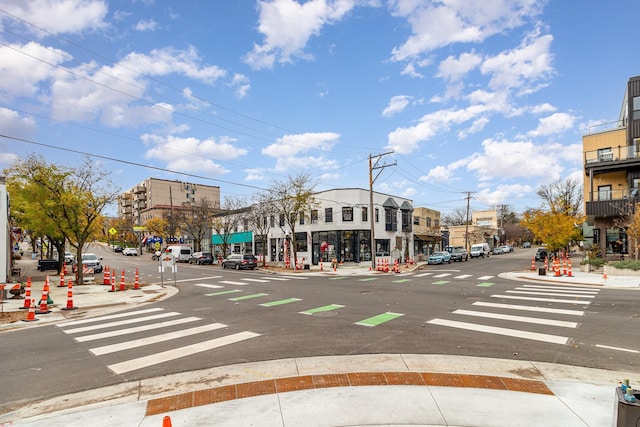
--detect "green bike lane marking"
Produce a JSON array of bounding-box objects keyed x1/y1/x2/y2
[
  {"x1": 359, "y1": 278, "x2": 378, "y2": 282},
  {"x1": 229, "y1": 293, "x2": 268, "y2": 301},
  {"x1": 259, "y1": 298, "x2": 302, "y2": 307},
  {"x1": 328, "y1": 277, "x2": 349, "y2": 280},
  {"x1": 392, "y1": 279, "x2": 411, "y2": 283},
  {"x1": 477, "y1": 282, "x2": 495, "y2": 287},
  {"x1": 432, "y1": 280, "x2": 450, "y2": 285},
  {"x1": 299, "y1": 304, "x2": 345, "y2": 315},
  {"x1": 355, "y1": 312, "x2": 404, "y2": 327},
  {"x1": 205, "y1": 289, "x2": 242, "y2": 297}
]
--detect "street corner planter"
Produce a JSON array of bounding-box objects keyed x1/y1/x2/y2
[
  {"x1": 607, "y1": 266, "x2": 640, "y2": 276},
  {"x1": 580, "y1": 264, "x2": 592, "y2": 273}
]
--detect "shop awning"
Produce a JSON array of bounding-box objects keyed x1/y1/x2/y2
[{"x1": 212, "y1": 231, "x2": 253, "y2": 245}]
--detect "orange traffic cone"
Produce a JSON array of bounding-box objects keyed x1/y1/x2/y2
[
  {"x1": 20, "y1": 277, "x2": 32, "y2": 310},
  {"x1": 319, "y1": 259, "x2": 323, "y2": 271},
  {"x1": 22, "y1": 299, "x2": 38, "y2": 322},
  {"x1": 530, "y1": 257, "x2": 535, "y2": 271},
  {"x1": 36, "y1": 278, "x2": 51, "y2": 314},
  {"x1": 111, "y1": 269, "x2": 116, "y2": 288},
  {"x1": 119, "y1": 269, "x2": 126, "y2": 291},
  {"x1": 58, "y1": 268, "x2": 66, "y2": 287},
  {"x1": 134, "y1": 268, "x2": 139, "y2": 290},
  {"x1": 602, "y1": 267, "x2": 608, "y2": 281},
  {"x1": 103, "y1": 266, "x2": 110, "y2": 285},
  {"x1": 62, "y1": 279, "x2": 77, "y2": 310},
  {"x1": 162, "y1": 415, "x2": 172, "y2": 427}
]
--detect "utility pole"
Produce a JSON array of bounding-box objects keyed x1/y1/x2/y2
[
  {"x1": 464, "y1": 191, "x2": 474, "y2": 252},
  {"x1": 369, "y1": 151, "x2": 396, "y2": 270}
]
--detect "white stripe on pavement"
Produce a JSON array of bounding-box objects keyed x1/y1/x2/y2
[
  {"x1": 242, "y1": 278, "x2": 270, "y2": 283},
  {"x1": 107, "y1": 331, "x2": 261, "y2": 375},
  {"x1": 477, "y1": 276, "x2": 494, "y2": 280},
  {"x1": 595, "y1": 344, "x2": 640, "y2": 354},
  {"x1": 414, "y1": 273, "x2": 433, "y2": 277},
  {"x1": 58, "y1": 308, "x2": 164, "y2": 327},
  {"x1": 520, "y1": 284, "x2": 600, "y2": 292},
  {"x1": 73, "y1": 317, "x2": 202, "y2": 342},
  {"x1": 90, "y1": 323, "x2": 228, "y2": 355},
  {"x1": 452, "y1": 309, "x2": 579, "y2": 328},
  {"x1": 506, "y1": 290, "x2": 595, "y2": 298},
  {"x1": 454, "y1": 274, "x2": 472, "y2": 279},
  {"x1": 427, "y1": 318, "x2": 570, "y2": 345},
  {"x1": 194, "y1": 284, "x2": 224, "y2": 289},
  {"x1": 219, "y1": 280, "x2": 249, "y2": 286},
  {"x1": 61, "y1": 312, "x2": 181, "y2": 334},
  {"x1": 433, "y1": 273, "x2": 451, "y2": 278},
  {"x1": 261, "y1": 277, "x2": 290, "y2": 281},
  {"x1": 472, "y1": 302, "x2": 585, "y2": 316},
  {"x1": 491, "y1": 295, "x2": 591, "y2": 305}
]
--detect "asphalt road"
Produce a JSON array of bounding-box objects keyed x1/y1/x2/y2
[{"x1": 2, "y1": 245, "x2": 639, "y2": 411}]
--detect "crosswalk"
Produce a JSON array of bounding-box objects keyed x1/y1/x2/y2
[{"x1": 426, "y1": 283, "x2": 600, "y2": 345}]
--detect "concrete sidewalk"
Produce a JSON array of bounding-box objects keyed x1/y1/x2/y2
[{"x1": 2, "y1": 255, "x2": 640, "y2": 426}]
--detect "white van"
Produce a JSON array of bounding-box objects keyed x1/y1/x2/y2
[
  {"x1": 165, "y1": 245, "x2": 193, "y2": 262},
  {"x1": 470, "y1": 243, "x2": 490, "y2": 258}
]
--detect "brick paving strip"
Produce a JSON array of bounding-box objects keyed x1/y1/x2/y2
[{"x1": 145, "y1": 371, "x2": 553, "y2": 416}]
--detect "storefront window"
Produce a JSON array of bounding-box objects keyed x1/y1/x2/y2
[
  {"x1": 375, "y1": 239, "x2": 390, "y2": 256},
  {"x1": 605, "y1": 228, "x2": 627, "y2": 254},
  {"x1": 295, "y1": 232, "x2": 307, "y2": 252}
]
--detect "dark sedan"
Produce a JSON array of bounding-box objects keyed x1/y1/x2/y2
[
  {"x1": 189, "y1": 252, "x2": 214, "y2": 265},
  {"x1": 221, "y1": 254, "x2": 258, "y2": 270}
]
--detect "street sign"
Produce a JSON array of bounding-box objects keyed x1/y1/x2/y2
[{"x1": 109, "y1": 227, "x2": 117, "y2": 235}]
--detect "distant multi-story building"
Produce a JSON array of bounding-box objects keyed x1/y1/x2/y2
[
  {"x1": 412, "y1": 207, "x2": 441, "y2": 259},
  {"x1": 446, "y1": 209, "x2": 500, "y2": 250},
  {"x1": 583, "y1": 75, "x2": 640, "y2": 258},
  {"x1": 118, "y1": 177, "x2": 220, "y2": 227}
]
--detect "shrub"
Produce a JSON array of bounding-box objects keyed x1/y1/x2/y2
[
  {"x1": 580, "y1": 257, "x2": 606, "y2": 268},
  {"x1": 609, "y1": 260, "x2": 640, "y2": 271}
]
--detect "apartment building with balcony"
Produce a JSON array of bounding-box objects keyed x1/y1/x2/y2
[
  {"x1": 117, "y1": 178, "x2": 220, "y2": 227},
  {"x1": 583, "y1": 75, "x2": 640, "y2": 257}
]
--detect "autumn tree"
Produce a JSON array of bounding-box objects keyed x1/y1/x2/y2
[
  {"x1": 5, "y1": 154, "x2": 119, "y2": 283},
  {"x1": 180, "y1": 198, "x2": 216, "y2": 252},
  {"x1": 537, "y1": 177, "x2": 583, "y2": 216},
  {"x1": 521, "y1": 210, "x2": 583, "y2": 254},
  {"x1": 246, "y1": 192, "x2": 279, "y2": 266},
  {"x1": 269, "y1": 173, "x2": 318, "y2": 268}
]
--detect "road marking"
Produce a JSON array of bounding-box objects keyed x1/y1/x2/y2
[
  {"x1": 414, "y1": 273, "x2": 433, "y2": 277},
  {"x1": 519, "y1": 285, "x2": 599, "y2": 294},
  {"x1": 491, "y1": 295, "x2": 591, "y2": 305},
  {"x1": 242, "y1": 278, "x2": 270, "y2": 283},
  {"x1": 433, "y1": 273, "x2": 451, "y2": 278},
  {"x1": 90, "y1": 323, "x2": 228, "y2": 355},
  {"x1": 329, "y1": 277, "x2": 349, "y2": 280},
  {"x1": 261, "y1": 277, "x2": 290, "y2": 281},
  {"x1": 285, "y1": 276, "x2": 309, "y2": 280},
  {"x1": 392, "y1": 279, "x2": 411, "y2": 283},
  {"x1": 506, "y1": 290, "x2": 595, "y2": 298},
  {"x1": 195, "y1": 283, "x2": 224, "y2": 289},
  {"x1": 355, "y1": 312, "x2": 404, "y2": 327},
  {"x1": 59, "y1": 308, "x2": 164, "y2": 327},
  {"x1": 477, "y1": 282, "x2": 494, "y2": 287},
  {"x1": 259, "y1": 298, "x2": 302, "y2": 307},
  {"x1": 73, "y1": 317, "x2": 202, "y2": 342},
  {"x1": 107, "y1": 331, "x2": 261, "y2": 375},
  {"x1": 174, "y1": 276, "x2": 222, "y2": 282},
  {"x1": 359, "y1": 278, "x2": 377, "y2": 282},
  {"x1": 477, "y1": 276, "x2": 494, "y2": 280},
  {"x1": 61, "y1": 312, "x2": 181, "y2": 334},
  {"x1": 452, "y1": 309, "x2": 579, "y2": 328},
  {"x1": 219, "y1": 280, "x2": 249, "y2": 286},
  {"x1": 454, "y1": 274, "x2": 472, "y2": 279},
  {"x1": 595, "y1": 344, "x2": 639, "y2": 354},
  {"x1": 300, "y1": 304, "x2": 345, "y2": 315},
  {"x1": 473, "y1": 302, "x2": 584, "y2": 316},
  {"x1": 427, "y1": 318, "x2": 570, "y2": 345},
  {"x1": 206, "y1": 289, "x2": 242, "y2": 297},
  {"x1": 229, "y1": 293, "x2": 268, "y2": 301},
  {"x1": 433, "y1": 281, "x2": 450, "y2": 285}
]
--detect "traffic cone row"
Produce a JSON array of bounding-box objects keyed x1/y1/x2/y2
[
  {"x1": 393, "y1": 259, "x2": 400, "y2": 273},
  {"x1": 62, "y1": 279, "x2": 77, "y2": 310},
  {"x1": 103, "y1": 266, "x2": 111, "y2": 285},
  {"x1": 23, "y1": 299, "x2": 38, "y2": 322}
]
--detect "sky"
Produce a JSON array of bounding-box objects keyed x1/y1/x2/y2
[{"x1": 1, "y1": 0, "x2": 639, "y2": 218}]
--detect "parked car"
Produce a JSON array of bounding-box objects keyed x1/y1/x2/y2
[
  {"x1": 500, "y1": 245, "x2": 513, "y2": 253},
  {"x1": 470, "y1": 243, "x2": 490, "y2": 258},
  {"x1": 449, "y1": 247, "x2": 468, "y2": 262},
  {"x1": 122, "y1": 247, "x2": 138, "y2": 256},
  {"x1": 81, "y1": 253, "x2": 103, "y2": 273},
  {"x1": 491, "y1": 246, "x2": 504, "y2": 255},
  {"x1": 189, "y1": 252, "x2": 214, "y2": 265},
  {"x1": 64, "y1": 251, "x2": 75, "y2": 265},
  {"x1": 112, "y1": 245, "x2": 123, "y2": 253},
  {"x1": 522, "y1": 241, "x2": 531, "y2": 248},
  {"x1": 535, "y1": 248, "x2": 548, "y2": 261},
  {"x1": 427, "y1": 251, "x2": 452, "y2": 264},
  {"x1": 221, "y1": 254, "x2": 258, "y2": 270}
]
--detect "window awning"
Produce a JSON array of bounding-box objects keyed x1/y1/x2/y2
[{"x1": 212, "y1": 231, "x2": 253, "y2": 245}]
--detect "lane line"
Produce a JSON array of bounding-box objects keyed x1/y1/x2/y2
[
  {"x1": 242, "y1": 278, "x2": 270, "y2": 283},
  {"x1": 219, "y1": 280, "x2": 248, "y2": 286},
  {"x1": 452, "y1": 309, "x2": 579, "y2": 328},
  {"x1": 520, "y1": 284, "x2": 600, "y2": 292},
  {"x1": 74, "y1": 317, "x2": 202, "y2": 342},
  {"x1": 58, "y1": 308, "x2": 164, "y2": 327},
  {"x1": 194, "y1": 284, "x2": 224, "y2": 289},
  {"x1": 427, "y1": 318, "x2": 570, "y2": 345},
  {"x1": 90, "y1": 323, "x2": 228, "y2": 355},
  {"x1": 491, "y1": 295, "x2": 591, "y2": 305},
  {"x1": 595, "y1": 344, "x2": 639, "y2": 354},
  {"x1": 472, "y1": 301, "x2": 584, "y2": 316},
  {"x1": 355, "y1": 312, "x2": 404, "y2": 327},
  {"x1": 62, "y1": 312, "x2": 181, "y2": 334},
  {"x1": 259, "y1": 298, "x2": 302, "y2": 307},
  {"x1": 414, "y1": 273, "x2": 433, "y2": 277},
  {"x1": 107, "y1": 331, "x2": 261, "y2": 375},
  {"x1": 261, "y1": 277, "x2": 290, "y2": 281}
]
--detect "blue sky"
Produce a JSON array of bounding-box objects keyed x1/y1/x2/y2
[{"x1": 1, "y1": 0, "x2": 639, "y2": 218}]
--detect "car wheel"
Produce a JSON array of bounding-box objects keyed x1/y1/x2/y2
[{"x1": 448, "y1": 259, "x2": 451, "y2": 263}]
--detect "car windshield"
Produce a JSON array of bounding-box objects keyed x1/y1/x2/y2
[
  {"x1": 82, "y1": 254, "x2": 98, "y2": 261},
  {"x1": 432, "y1": 252, "x2": 445, "y2": 256}
]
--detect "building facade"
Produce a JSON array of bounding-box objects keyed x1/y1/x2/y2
[
  {"x1": 446, "y1": 209, "x2": 500, "y2": 250},
  {"x1": 412, "y1": 207, "x2": 442, "y2": 260},
  {"x1": 583, "y1": 76, "x2": 640, "y2": 257},
  {"x1": 220, "y1": 188, "x2": 416, "y2": 266}
]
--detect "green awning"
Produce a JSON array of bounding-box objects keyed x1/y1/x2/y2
[{"x1": 212, "y1": 231, "x2": 253, "y2": 245}]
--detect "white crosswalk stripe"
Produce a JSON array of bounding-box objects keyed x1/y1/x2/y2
[
  {"x1": 433, "y1": 273, "x2": 451, "y2": 278},
  {"x1": 219, "y1": 280, "x2": 249, "y2": 286},
  {"x1": 195, "y1": 283, "x2": 224, "y2": 289},
  {"x1": 426, "y1": 284, "x2": 602, "y2": 346},
  {"x1": 454, "y1": 274, "x2": 472, "y2": 279},
  {"x1": 414, "y1": 272, "x2": 433, "y2": 277},
  {"x1": 477, "y1": 275, "x2": 494, "y2": 280}
]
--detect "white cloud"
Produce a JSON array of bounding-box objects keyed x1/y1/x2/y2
[
  {"x1": 0, "y1": 108, "x2": 37, "y2": 138},
  {"x1": 437, "y1": 51, "x2": 483, "y2": 82},
  {"x1": 389, "y1": 0, "x2": 544, "y2": 61},
  {"x1": 1, "y1": 0, "x2": 109, "y2": 35},
  {"x1": 134, "y1": 19, "x2": 159, "y2": 32},
  {"x1": 527, "y1": 112, "x2": 576, "y2": 137},
  {"x1": 262, "y1": 132, "x2": 341, "y2": 172},
  {"x1": 142, "y1": 134, "x2": 246, "y2": 175},
  {"x1": 382, "y1": 95, "x2": 413, "y2": 117},
  {"x1": 230, "y1": 74, "x2": 251, "y2": 99},
  {"x1": 0, "y1": 42, "x2": 66, "y2": 99},
  {"x1": 244, "y1": 0, "x2": 355, "y2": 70},
  {"x1": 476, "y1": 183, "x2": 533, "y2": 206},
  {"x1": 530, "y1": 102, "x2": 556, "y2": 114}
]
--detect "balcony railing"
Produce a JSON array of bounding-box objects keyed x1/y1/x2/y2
[
  {"x1": 584, "y1": 145, "x2": 640, "y2": 166},
  {"x1": 586, "y1": 196, "x2": 640, "y2": 217}
]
